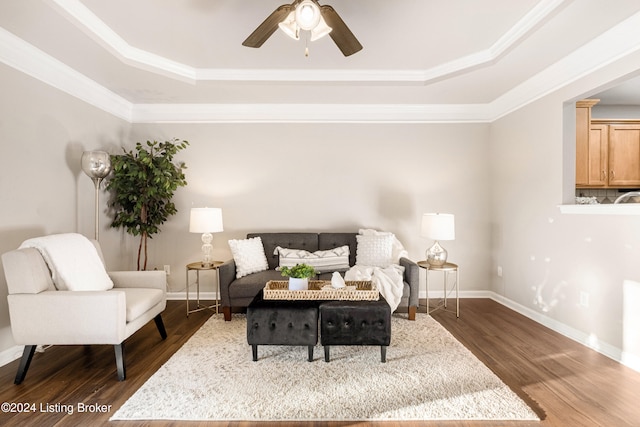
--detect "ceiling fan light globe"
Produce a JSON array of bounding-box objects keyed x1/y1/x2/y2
[
  {"x1": 278, "y1": 11, "x2": 299, "y2": 40},
  {"x1": 295, "y1": 0, "x2": 321, "y2": 31},
  {"x1": 310, "y1": 15, "x2": 332, "y2": 41}
]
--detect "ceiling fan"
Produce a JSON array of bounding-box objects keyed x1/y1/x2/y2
[{"x1": 242, "y1": 0, "x2": 363, "y2": 57}]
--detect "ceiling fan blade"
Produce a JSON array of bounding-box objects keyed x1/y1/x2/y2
[
  {"x1": 242, "y1": 5, "x2": 293, "y2": 48},
  {"x1": 320, "y1": 5, "x2": 362, "y2": 57}
]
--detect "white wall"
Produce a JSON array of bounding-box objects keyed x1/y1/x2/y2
[
  {"x1": 489, "y1": 50, "x2": 640, "y2": 370},
  {"x1": 126, "y1": 123, "x2": 492, "y2": 295},
  {"x1": 0, "y1": 64, "x2": 130, "y2": 361},
  {"x1": 592, "y1": 105, "x2": 640, "y2": 119}
]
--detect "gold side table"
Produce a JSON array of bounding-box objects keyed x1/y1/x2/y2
[
  {"x1": 186, "y1": 261, "x2": 223, "y2": 317},
  {"x1": 417, "y1": 261, "x2": 459, "y2": 317}
]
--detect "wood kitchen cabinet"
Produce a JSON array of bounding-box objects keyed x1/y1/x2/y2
[
  {"x1": 575, "y1": 99, "x2": 600, "y2": 186},
  {"x1": 608, "y1": 124, "x2": 640, "y2": 186},
  {"x1": 575, "y1": 98, "x2": 640, "y2": 188},
  {"x1": 587, "y1": 124, "x2": 608, "y2": 186}
]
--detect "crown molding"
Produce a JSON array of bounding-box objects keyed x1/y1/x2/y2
[
  {"x1": 489, "y1": 10, "x2": 640, "y2": 121},
  {"x1": 0, "y1": 27, "x2": 132, "y2": 121},
  {"x1": 49, "y1": 0, "x2": 566, "y2": 85},
  {"x1": 2, "y1": 7, "x2": 640, "y2": 124},
  {"x1": 47, "y1": 0, "x2": 195, "y2": 82},
  {"x1": 0, "y1": 27, "x2": 490, "y2": 122},
  {"x1": 131, "y1": 103, "x2": 493, "y2": 124}
]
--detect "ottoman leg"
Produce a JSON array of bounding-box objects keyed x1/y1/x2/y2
[
  {"x1": 381, "y1": 346, "x2": 387, "y2": 363},
  {"x1": 252, "y1": 344, "x2": 258, "y2": 361},
  {"x1": 324, "y1": 346, "x2": 331, "y2": 362},
  {"x1": 308, "y1": 345, "x2": 314, "y2": 362}
]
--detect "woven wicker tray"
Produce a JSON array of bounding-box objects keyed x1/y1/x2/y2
[{"x1": 263, "y1": 280, "x2": 379, "y2": 301}]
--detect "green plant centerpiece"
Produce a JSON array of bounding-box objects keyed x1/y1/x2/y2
[
  {"x1": 280, "y1": 263, "x2": 316, "y2": 291},
  {"x1": 106, "y1": 139, "x2": 188, "y2": 270}
]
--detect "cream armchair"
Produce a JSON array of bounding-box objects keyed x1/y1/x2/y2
[{"x1": 2, "y1": 239, "x2": 167, "y2": 383}]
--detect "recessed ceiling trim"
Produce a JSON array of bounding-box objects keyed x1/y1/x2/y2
[
  {"x1": 131, "y1": 103, "x2": 493, "y2": 124},
  {"x1": 48, "y1": 0, "x2": 196, "y2": 82},
  {"x1": 3, "y1": 8, "x2": 640, "y2": 124},
  {"x1": 0, "y1": 26, "x2": 132, "y2": 121},
  {"x1": 50, "y1": 0, "x2": 566, "y2": 85},
  {"x1": 489, "y1": 10, "x2": 640, "y2": 121}
]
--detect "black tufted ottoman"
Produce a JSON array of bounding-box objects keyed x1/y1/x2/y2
[
  {"x1": 319, "y1": 298, "x2": 391, "y2": 362},
  {"x1": 247, "y1": 290, "x2": 319, "y2": 362}
]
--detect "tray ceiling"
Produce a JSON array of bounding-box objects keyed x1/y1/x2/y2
[{"x1": 1, "y1": 0, "x2": 640, "y2": 122}]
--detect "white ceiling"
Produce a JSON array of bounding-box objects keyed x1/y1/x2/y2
[
  {"x1": 593, "y1": 75, "x2": 640, "y2": 105},
  {"x1": 1, "y1": 0, "x2": 640, "y2": 122}
]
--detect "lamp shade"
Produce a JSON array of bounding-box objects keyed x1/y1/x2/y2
[
  {"x1": 189, "y1": 208, "x2": 223, "y2": 233},
  {"x1": 421, "y1": 213, "x2": 455, "y2": 241}
]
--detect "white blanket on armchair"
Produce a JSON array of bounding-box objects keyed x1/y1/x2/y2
[
  {"x1": 344, "y1": 264, "x2": 405, "y2": 311},
  {"x1": 20, "y1": 233, "x2": 114, "y2": 291}
]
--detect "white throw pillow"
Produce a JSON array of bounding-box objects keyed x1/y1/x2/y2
[
  {"x1": 275, "y1": 245, "x2": 350, "y2": 273},
  {"x1": 228, "y1": 237, "x2": 269, "y2": 279},
  {"x1": 358, "y1": 228, "x2": 409, "y2": 263},
  {"x1": 355, "y1": 233, "x2": 394, "y2": 268}
]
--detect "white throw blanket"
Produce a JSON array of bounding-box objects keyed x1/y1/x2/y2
[
  {"x1": 20, "y1": 233, "x2": 114, "y2": 291},
  {"x1": 344, "y1": 264, "x2": 405, "y2": 311}
]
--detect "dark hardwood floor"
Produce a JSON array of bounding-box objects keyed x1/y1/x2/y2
[{"x1": 0, "y1": 299, "x2": 638, "y2": 427}]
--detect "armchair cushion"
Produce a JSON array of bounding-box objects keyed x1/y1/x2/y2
[
  {"x1": 19, "y1": 233, "x2": 113, "y2": 291},
  {"x1": 119, "y1": 288, "x2": 165, "y2": 322}
]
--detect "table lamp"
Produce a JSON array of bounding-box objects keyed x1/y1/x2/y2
[
  {"x1": 189, "y1": 207, "x2": 223, "y2": 267},
  {"x1": 421, "y1": 213, "x2": 455, "y2": 266}
]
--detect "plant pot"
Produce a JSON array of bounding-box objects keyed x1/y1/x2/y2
[{"x1": 288, "y1": 277, "x2": 309, "y2": 291}]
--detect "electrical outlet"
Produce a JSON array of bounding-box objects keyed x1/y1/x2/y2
[
  {"x1": 580, "y1": 291, "x2": 590, "y2": 308},
  {"x1": 497, "y1": 266, "x2": 503, "y2": 277},
  {"x1": 163, "y1": 265, "x2": 170, "y2": 276}
]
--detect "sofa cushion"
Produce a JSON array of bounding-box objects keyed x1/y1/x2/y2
[
  {"x1": 229, "y1": 270, "x2": 284, "y2": 299},
  {"x1": 275, "y1": 245, "x2": 350, "y2": 273},
  {"x1": 228, "y1": 237, "x2": 269, "y2": 279}
]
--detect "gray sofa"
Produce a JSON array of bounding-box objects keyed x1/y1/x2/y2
[{"x1": 219, "y1": 232, "x2": 419, "y2": 321}]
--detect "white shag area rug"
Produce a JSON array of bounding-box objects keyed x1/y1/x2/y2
[{"x1": 111, "y1": 314, "x2": 539, "y2": 421}]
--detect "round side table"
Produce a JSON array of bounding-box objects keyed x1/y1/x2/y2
[
  {"x1": 186, "y1": 261, "x2": 223, "y2": 317},
  {"x1": 417, "y1": 261, "x2": 459, "y2": 317}
]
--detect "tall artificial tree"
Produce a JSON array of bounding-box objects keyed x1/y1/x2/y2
[{"x1": 106, "y1": 139, "x2": 188, "y2": 270}]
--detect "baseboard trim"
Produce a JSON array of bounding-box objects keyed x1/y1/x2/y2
[
  {"x1": 167, "y1": 291, "x2": 217, "y2": 301},
  {"x1": 424, "y1": 289, "x2": 636, "y2": 372},
  {"x1": 486, "y1": 291, "x2": 638, "y2": 373},
  {"x1": 0, "y1": 344, "x2": 24, "y2": 369}
]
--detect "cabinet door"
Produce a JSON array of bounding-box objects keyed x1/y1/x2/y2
[
  {"x1": 588, "y1": 125, "x2": 608, "y2": 186},
  {"x1": 609, "y1": 125, "x2": 640, "y2": 186},
  {"x1": 575, "y1": 106, "x2": 590, "y2": 186}
]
